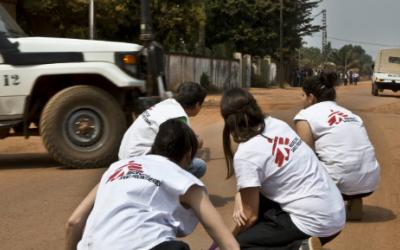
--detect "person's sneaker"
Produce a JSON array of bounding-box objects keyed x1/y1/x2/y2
[
  {"x1": 346, "y1": 198, "x2": 363, "y2": 221},
  {"x1": 299, "y1": 237, "x2": 322, "y2": 250}
]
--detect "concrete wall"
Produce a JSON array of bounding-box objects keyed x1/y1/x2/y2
[{"x1": 165, "y1": 53, "x2": 241, "y2": 89}]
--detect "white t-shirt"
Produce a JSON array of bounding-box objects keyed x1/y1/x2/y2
[
  {"x1": 234, "y1": 117, "x2": 345, "y2": 237},
  {"x1": 294, "y1": 101, "x2": 380, "y2": 195},
  {"x1": 118, "y1": 98, "x2": 189, "y2": 159},
  {"x1": 78, "y1": 155, "x2": 205, "y2": 250}
]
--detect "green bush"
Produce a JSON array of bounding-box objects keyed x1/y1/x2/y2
[{"x1": 200, "y1": 72, "x2": 220, "y2": 93}]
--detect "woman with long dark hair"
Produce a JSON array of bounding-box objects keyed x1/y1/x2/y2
[{"x1": 221, "y1": 88, "x2": 345, "y2": 250}]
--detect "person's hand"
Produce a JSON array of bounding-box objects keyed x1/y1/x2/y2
[
  {"x1": 197, "y1": 135, "x2": 204, "y2": 149},
  {"x1": 233, "y1": 192, "x2": 248, "y2": 227}
]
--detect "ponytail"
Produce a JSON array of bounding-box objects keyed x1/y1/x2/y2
[
  {"x1": 302, "y1": 71, "x2": 337, "y2": 102},
  {"x1": 220, "y1": 88, "x2": 266, "y2": 178}
]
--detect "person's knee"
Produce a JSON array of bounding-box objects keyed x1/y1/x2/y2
[{"x1": 189, "y1": 158, "x2": 207, "y2": 178}]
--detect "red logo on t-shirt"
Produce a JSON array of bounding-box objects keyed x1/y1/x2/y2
[
  {"x1": 107, "y1": 161, "x2": 143, "y2": 183},
  {"x1": 328, "y1": 110, "x2": 348, "y2": 126},
  {"x1": 268, "y1": 137, "x2": 291, "y2": 167}
]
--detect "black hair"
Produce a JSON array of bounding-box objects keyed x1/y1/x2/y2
[
  {"x1": 302, "y1": 71, "x2": 337, "y2": 102},
  {"x1": 150, "y1": 119, "x2": 198, "y2": 166},
  {"x1": 220, "y1": 88, "x2": 266, "y2": 178},
  {"x1": 175, "y1": 82, "x2": 207, "y2": 109}
]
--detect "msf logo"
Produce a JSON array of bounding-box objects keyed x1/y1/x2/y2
[
  {"x1": 107, "y1": 161, "x2": 143, "y2": 183},
  {"x1": 268, "y1": 137, "x2": 291, "y2": 167},
  {"x1": 328, "y1": 110, "x2": 348, "y2": 126}
]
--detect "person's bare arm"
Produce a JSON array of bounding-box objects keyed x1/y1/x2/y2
[
  {"x1": 65, "y1": 184, "x2": 98, "y2": 250},
  {"x1": 181, "y1": 185, "x2": 239, "y2": 250},
  {"x1": 233, "y1": 188, "x2": 259, "y2": 231},
  {"x1": 295, "y1": 120, "x2": 315, "y2": 150}
]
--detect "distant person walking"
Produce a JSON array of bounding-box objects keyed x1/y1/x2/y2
[
  {"x1": 343, "y1": 72, "x2": 348, "y2": 85},
  {"x1": 348, "y1": 71, "x2": 354, "y2": 85},
  {"x1": 294, "y1": 72, "x2": 380, "y2": 220},
  {"x1": 353, "y1": 72, "x2": 359, "y2": 85}
]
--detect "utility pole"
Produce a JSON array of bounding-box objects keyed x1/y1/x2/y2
[
  {"x1": 279, "y1": 0, "x2": 284, "y2": 86},
  {"x1": 312, "y1": 9, "x2": 328, "y2": 65},
  {"x1": 140, "y1": 0, "x2": 154, "y2": 42},
  {"x1": 140, "y1": 0, "x2": 168, "y2": 97},
  {"x1": 140, "y1": 0, "x2": 156, "y2": 96},
  {"x1": 321, "y1": 9, "x2": 327, "y2": 63},
  {"x1": 89, "y1": 0, "x2": 95, "y2": 39}
]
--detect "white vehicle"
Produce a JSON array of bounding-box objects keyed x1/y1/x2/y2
[
  {"x1": 372, "y1": 48, "x2": 400, "y2": 96},
  {"x1": 0, "y1": 5, "x2": 165, "y2": 168}
]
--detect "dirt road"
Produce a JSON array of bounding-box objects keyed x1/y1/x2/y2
[{"x1": 0, "y1": 82, "x2": 399, "y2": 250}]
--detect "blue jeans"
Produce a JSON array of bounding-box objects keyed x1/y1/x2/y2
[{"x1": 187, "y1": 157, "x2": 207, "y2": 178}]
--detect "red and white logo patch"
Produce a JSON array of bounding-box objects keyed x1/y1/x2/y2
[
  {"x1": 328, "y1": 110, "x2": 348, "y2": 126},
  {"x1": 107, "y1": 161, "x2": 143, "y2": 183},
  {"x1": 268, "y1": 137, "x2": 291, "y2": 167}
]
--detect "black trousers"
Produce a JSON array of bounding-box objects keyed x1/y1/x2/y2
[
  {"x1": 237, "y1": 195, "x2": 341, "y2": 249},
  {"x1": 236, "y1": 195, "x2": 309, "y2": 250},
  {"x1": 150, "y1": 241, "x2": 190, "y2": 250},
  {"x1": 342, "y1": 191, "x2": 373, "y2": 201}
]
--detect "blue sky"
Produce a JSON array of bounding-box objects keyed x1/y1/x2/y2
[{"x1": 303, "y1": 0, "x2": 400, "y2": 59}]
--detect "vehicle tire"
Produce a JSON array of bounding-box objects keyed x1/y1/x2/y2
[
  {"x1": 371, "y1": 82, "x2": 379, "y2": 96},
  {"x1": 0, "y1": 128, "x2": 9, "y2": 139},
  {"x1": 40, "y1": 85, "x2": 126, "y2": 168}
]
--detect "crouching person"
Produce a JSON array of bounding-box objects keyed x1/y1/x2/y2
[
  {"x1": 220, "y1": 88, "x2": 346, "y2": 250},
  {"x1": 67, "y1": 119, "x2": 239, "y2": 250}
]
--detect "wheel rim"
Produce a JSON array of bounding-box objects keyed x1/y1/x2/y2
[{"x1": 65, "y1": 108, "x2": 104, "y2": 149}]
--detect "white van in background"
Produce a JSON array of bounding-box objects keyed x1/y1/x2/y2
[{"x1": 372, "y1": 48, "x2": 400, "y2": 96}]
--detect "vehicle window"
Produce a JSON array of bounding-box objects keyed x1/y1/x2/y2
[
  {"x1": 388, "y1": 56, "x2": 400, "y2": 64},
  {"x1": 0, "y1": 4, "x2": 26, "y2": 37}
]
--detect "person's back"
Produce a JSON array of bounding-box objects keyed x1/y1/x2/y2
[
  {"x1": 78, "y1": 155, "x2": 203, "y2": 250},
  {"x1": 295, "y1": 101, "x2": 379, "y2": 195},
  {"x1": 118, "y1": 98, "x2": 188, "y2": 159},
  {"x1": 295, "y1": 72, "x2": 380, "y2": 220},
  {"x1": 234, "y1": 116, "x2": 345, "y2": 237},
  {"x1": 220, "y1": 88, "x2": 344, "y2": 249},
  {"x1": 75, "y1": 119, "x2": 240, "y2": 250}
]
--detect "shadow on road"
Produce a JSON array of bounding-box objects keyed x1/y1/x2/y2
[
  {"x1": 209, "y1": 194, "x2": 234, "y2": 207},
  {"x1": 197, "y1": 147, "x2": 211, "y2": 162},
  {"x1": 0, "y1": 153, "x2": 60, "y2": 169},
  {"x1": 349, "y1": 205, "x2": 397, "y2": 223},
  {"x1": 376, "y1": 93, "x2": 400, "y2": 98}
]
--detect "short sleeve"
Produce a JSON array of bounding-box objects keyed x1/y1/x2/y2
[
  {"x1": 234, "y1": 158, "x2": 262, "y2": 191},
  {"x1": 168, "y1": 167, "x2": 207, "y2": 196},
  {"x1": 294, "y1": 109, "x2": 308, "y2": 122},
  {"x1": 173, "y1": 183, "x2": 205, "y2": 236}
]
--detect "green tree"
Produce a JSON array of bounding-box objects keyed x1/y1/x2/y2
[
  {"x1": 17, "y1": 0, "x2": 206, "y2": 53},
  {"x1": 17, "y1": 0, "x2": 323, "y2": 63},
  {"x1": 205, "y1": 0, "x2": 321, "y2": 59},
  {"x1": 151, "y1": 1, "x2": 206, "y2": 53},
  {"x1": 299, "y1": 46, "x2": 322, "y2": 69},
  {"x1": 328, "y1": 44, "x2": 373, "y2": 75},
  {"x1": 17, "y1": 0, "x2": 141, "y2": 41}
]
